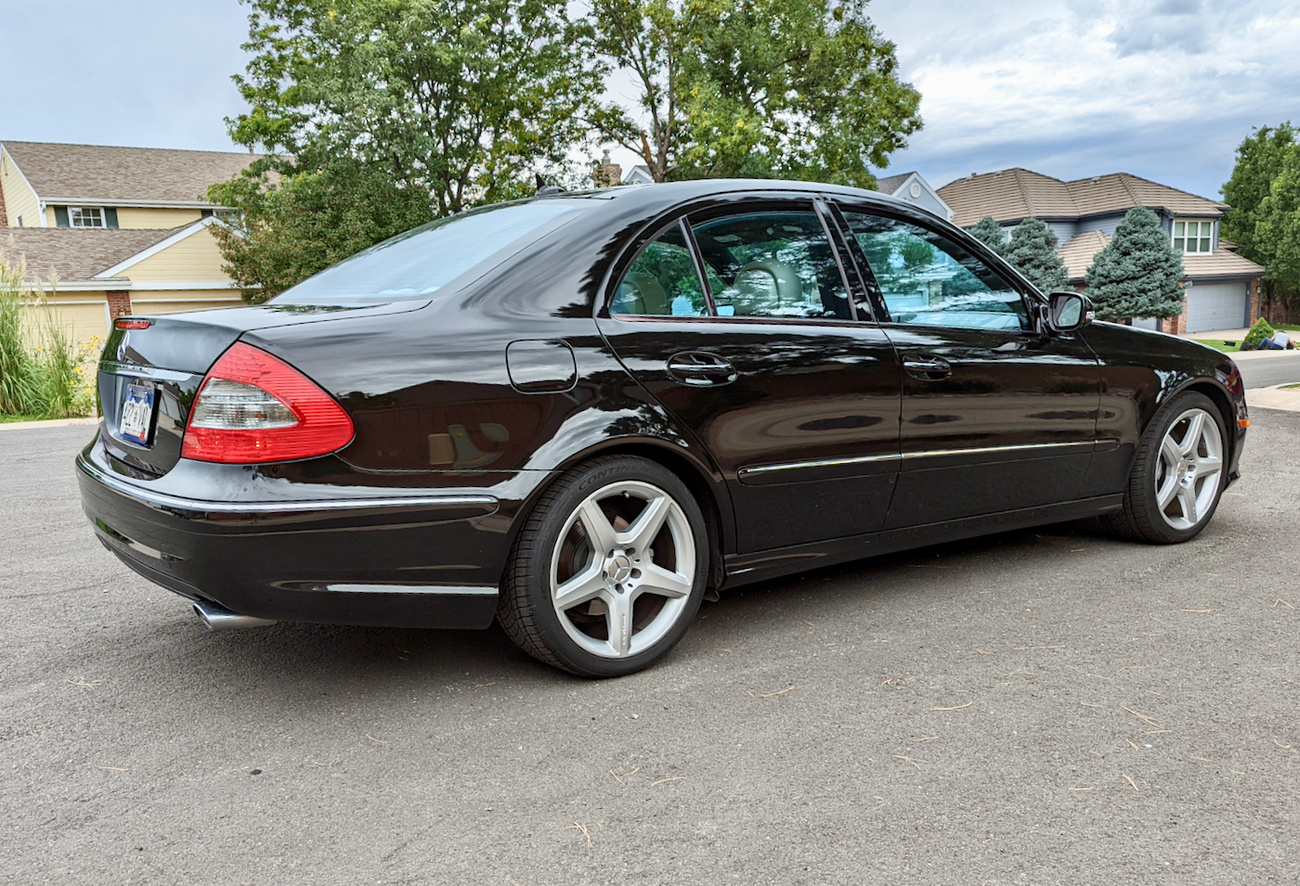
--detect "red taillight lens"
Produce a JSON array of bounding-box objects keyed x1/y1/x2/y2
[
  {"x1": 181, "y1": 342, "x2": 354, "y2": 464},
  {"x1": 115, "y1": 318, "x2": 152, "y2": 330}
]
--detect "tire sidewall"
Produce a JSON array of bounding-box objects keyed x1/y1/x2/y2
[
  {"x1": 514, "y1": 456, "x2": 709, "y2": 677},
  {"x1": 1131, "y1": 391, "x2": 1228, "y2": 543}
]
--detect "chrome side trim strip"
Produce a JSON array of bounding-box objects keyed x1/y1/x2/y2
[
  {"x1": 740, "y1": 440, "x2": 1101, "y2": 478},
  {"x1": 78, "y1": 454, "x2": 499, "y2": 516},
  {"x1": 739, "y1": 452, "x2": 901, "y2": 477},
  {"x1": 904, "y1": 440, "x2": 1098, "y2": 461}
]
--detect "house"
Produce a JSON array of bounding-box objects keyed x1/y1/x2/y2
[
  {"x1": 937, "y1": 168, "x2": 1264, "y2": 334},
  {"x1": 0, "y1": 140, "x2": 259, "y2": 343},
  {"x1": 873, "y1": 171, "x2": 953, "y2": 222}
]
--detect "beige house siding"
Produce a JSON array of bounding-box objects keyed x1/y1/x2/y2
[
  {"x1": 1, "y1": 150, "x2": 42, "y2": 227},
  {"x1": 114, "y1": 207, "x2": 206, "y2": 229},
  {"x1": 25, "y1": 292, "x2": 112, "y2": 346},
  {"x1": 131, "y1": 291, "x2": 243, "y2": 315},
  {"x1": 117, "y1": 226, "x2": 228, "y2": 281}
]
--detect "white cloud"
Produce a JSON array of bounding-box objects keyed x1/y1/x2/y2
[{"x1": 870, "y1": 0, "x2": 1300, "y2": 199}]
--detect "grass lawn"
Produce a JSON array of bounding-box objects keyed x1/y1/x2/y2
[
  {"x1": 1193, "y1": 339, "x2": 1243, "y2": 354},
  {"x1": 0, "y1": 413, "x2": 45, "y2": 423}
]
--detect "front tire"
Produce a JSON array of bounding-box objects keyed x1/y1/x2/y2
[
  {"x1": 497, "y1": 456, "x2": 709, "y2": 677},
  {"x1": 1109, "y1": 391, "x2": 1227, "y2": 544}
]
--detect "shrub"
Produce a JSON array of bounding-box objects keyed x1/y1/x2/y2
[{"x1": 1242, "y1": 316, "x2": 1275, "y2": 349}]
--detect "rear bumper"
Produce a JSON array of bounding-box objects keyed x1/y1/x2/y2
[{"x1": 77, "y1": 437, "x2": 548, "y2": 629}]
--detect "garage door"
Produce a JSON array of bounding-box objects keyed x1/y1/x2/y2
[{"x1": 1186, "y1": 281, "x2": 1250, "y2": 333}]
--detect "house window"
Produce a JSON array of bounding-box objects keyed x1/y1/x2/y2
[
  {"x1": 1173, "y1": 220, "x2": 1213, "y2": 254},
  {"x1": 69, "y1": 207, "x2": 107, "y2": 228}
]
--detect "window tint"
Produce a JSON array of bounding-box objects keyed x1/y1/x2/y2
[
  {"x1": 275, "y1": 201, "x2": 582, "y2": 303},
  {"x1": 844, "y1": 212, "x2": 1029, "y2": 331},
  {"x1": 612, "y1": 224, "x2": 708, "y2": 316},
  {"x1": 690, "y1": 211, "x2": 851, "y2": 320}
]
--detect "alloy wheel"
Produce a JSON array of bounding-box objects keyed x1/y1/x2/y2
[
  {"x1": 549, "y1": 480, "x2": 696, "y2": 659},
  {"x1": 1154, "y1": 407, "x2": 1223, "y2": 531}
]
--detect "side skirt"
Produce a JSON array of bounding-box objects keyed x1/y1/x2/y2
[{"x1": 719, "y1": 494, "x2": 1124, "y2": 591}]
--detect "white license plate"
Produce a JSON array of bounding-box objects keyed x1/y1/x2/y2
[{"x1": 120, "y1": 384, "x2": 155, "y2": 445}]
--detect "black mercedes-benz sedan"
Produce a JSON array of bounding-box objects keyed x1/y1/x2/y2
[{"x1": 77, "y1": 179, "x2": 1248, "y2": 676}]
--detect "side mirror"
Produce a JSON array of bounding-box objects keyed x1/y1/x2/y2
[{"x1": 1046, "y1": 291, "x2": 1091, "y2": 333}]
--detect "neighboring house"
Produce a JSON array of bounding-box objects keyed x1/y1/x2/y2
[
  {"x1": 0, "y1": 140, "x2": 259, "y2": 343},
  {"x1": 621, "y1": 164, "x2": 656, "y2": 186},
  {"x1": 937, "y1": 168, "x2": 1264, "y2": 334},
  {"x1": 873, "y1": 171, "x2": 953, "y2": 222}
]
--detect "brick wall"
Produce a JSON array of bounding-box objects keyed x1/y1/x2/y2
[{"x1": 106, "y1": 290, "x2": 133, "y2": 319}]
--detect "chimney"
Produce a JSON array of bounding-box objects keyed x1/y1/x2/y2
[{"x1": 594, "y1": 150, "x2": 622, "y2": 189}]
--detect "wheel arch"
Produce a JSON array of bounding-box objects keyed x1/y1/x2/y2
[
  {"x1": 1161, "y1": 376, "x2": 1240, "y2": 468},
  {"x1": 513, "y1": 438, "x2": 733, "y2": 594}
]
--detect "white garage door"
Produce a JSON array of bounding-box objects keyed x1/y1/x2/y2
[{"x1": 1186, "y1": 281, "x2": 1250, "y2": 333}]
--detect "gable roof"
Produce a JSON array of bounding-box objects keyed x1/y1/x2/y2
[
  {"x1": 1, "y1": 227, "x2": 178, "y2": 284},
  {"x1": 874, "y1": 173, "x2": 912, "y2": 194},
  {"x1": 939, "y1": 168, "x2": 1228, "y2": 228},
  {"x1": 1055, "y1": 229, "x2": 1263, "y2": 282},
  {"x1": 0, "y1": 141, "x2": 259, "y2": 205}
]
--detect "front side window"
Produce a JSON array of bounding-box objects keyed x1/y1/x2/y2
[
  {"x1": 1173, "y1": 220, "x2": 1213, "y2": 254},
  {"x1": 689, "y1": 211, "x2": 852, "y2": 320},
  {"x1": 843, "y1": 212, "x2": 1029, "y2": 332},
  {"x1": 611, "y1": 224, "x2": 707, "y2": 317}
]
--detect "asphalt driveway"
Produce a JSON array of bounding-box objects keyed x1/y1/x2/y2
[{"x1": 2, "y1": 415, "x2": 1297, "y2": 885}]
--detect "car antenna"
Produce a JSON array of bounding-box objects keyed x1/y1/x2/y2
[{"x1": 534, "y1": 173, "x2": 564, "y2": 197}]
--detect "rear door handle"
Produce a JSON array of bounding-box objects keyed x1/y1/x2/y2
[
  {"x1": 903, "y1": 356, "x2": 952, "y2": 381},
  {"x1": 666, "y1": 352, "x2": 738, "y2": 386}
]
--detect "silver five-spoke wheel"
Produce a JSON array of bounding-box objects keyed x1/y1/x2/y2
[
  {"x1": 1154, "y1": 407, "x2": 1223, "y2": 531},
  {"x1": 1109, "y1": 390, "x2": 1230, "y2": 544},
  {"x1": 498, "y1": 456, "x2": 708, "y2": 677},
  {"x1": 551, "y1": 480, "x2": 696, "y2": 659}
]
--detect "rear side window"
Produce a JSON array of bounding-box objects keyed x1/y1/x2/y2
[
  {"x1": 612, "y1": 224, "x2": 708, "y2": 317},
  {"x1": 275, "y1": 201, "x2": 582, "y2": 303},
  {"x1": 843, "y1": 212, "x2": 1029, "y2": 332},
  {"x1": 691, "y1": 211, "x2": 852, "y2": 320}
]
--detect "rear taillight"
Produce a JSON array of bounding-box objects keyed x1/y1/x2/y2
[{"x1": 181, "y1": 342, "x2": 354, "y2": 464}]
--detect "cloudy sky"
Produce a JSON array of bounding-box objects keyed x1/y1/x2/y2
[{"x1": 5, "y1": 0, "x2": 1299, "y2": 202}]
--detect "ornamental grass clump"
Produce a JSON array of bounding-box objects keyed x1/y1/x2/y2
[
  {"x1": 0, "y1": 253, "x2": 98, "y2": 419},
  {"x1": 0, "y1": 256, "x2": 41, "y2": 415}
]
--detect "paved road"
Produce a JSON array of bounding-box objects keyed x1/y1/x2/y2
[
  {"x1": 3, "y1": 419, "x2": 1298, "y2": 885},
  {"x1": 1238, "y1": 351, "x2": 1300, "y2": 389}
]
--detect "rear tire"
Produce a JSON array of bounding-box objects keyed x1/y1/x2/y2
[
  {"x1": 497, "y1": 456, "x2": 708, "y2": 677},
  {"x1": 1107, "y1": 391, "x2": 1227, "y2": 544}
]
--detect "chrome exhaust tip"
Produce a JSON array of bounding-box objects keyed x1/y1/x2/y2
[{"x1": 193, "y1": 599, "x2": 278, "y2": 631}]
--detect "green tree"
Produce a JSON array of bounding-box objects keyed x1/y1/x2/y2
[
  {"x1": 1255, "y1": 146, "x2": 1300, "y2": 297},
  {"x1": 213, "y1": 0, "x2": 602, "y2": 297},
  {"x1": 591, "y1": 0, "x2": 921, "y2": 185},
  {"x1": 1002, "y1": 217, "x2": 1069, "y2": 293},
  {"x1": 1221, "y1": 123, "x2": 1295, "y2": 260},
  {"x1": 1084, "y1": 207, "x2": 1186, "y2": 323},
  {"x1": 209, "y1": 153, "x2": 435, "y2": 301},
  {"x1": 967, "y1": 216, "x2": 1006, "y2": 256}
]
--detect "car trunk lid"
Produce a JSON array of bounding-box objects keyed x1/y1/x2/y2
[{"x1": 96, "y1": 301, "x2": 425, "y2": 477}]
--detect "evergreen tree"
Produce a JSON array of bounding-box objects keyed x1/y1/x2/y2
[
  {"x1": 1084, "y1": 208, "x2": 1186, "y2": 323},
  {"x1": 1002, "y1": 217, "x2": 1070, "y2": 292},
  {"x1": 967, "y1": 216, "x2": 1007, "y2": 256}
]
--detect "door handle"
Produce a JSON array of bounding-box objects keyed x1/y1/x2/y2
[
  {"x1": 666, "y1": 352, "x2": 738, "y2": 386},
  {"x1": 903, "y1": 356, "x2": 952, "y2": 381}
]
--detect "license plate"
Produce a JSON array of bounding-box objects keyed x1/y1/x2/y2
[{"x1": 120, "y1": 384, "x2": 155, "y2": 445}]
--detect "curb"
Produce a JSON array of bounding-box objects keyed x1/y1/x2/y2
[
  {"x1": 1248, "y1": 384, "x2": 1300, "y2": 413},
  {"x1": 0, "y1": 416, "x2": 100, "y2": 432}
]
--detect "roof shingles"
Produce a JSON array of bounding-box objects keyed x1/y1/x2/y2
[
  {"x1": 939, "y1": 168, "x2": 1227, "y2": 228},
  {"x1": 1, "y1": 141, "x2": 259, "y2": 204},
  {"x1": 1, "y1": 228, "x2": 178, "y2": 284}
]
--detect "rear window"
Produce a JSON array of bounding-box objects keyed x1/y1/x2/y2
[{"x1": 274, "y1": 201, "x2": 583, "y2": 304}]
